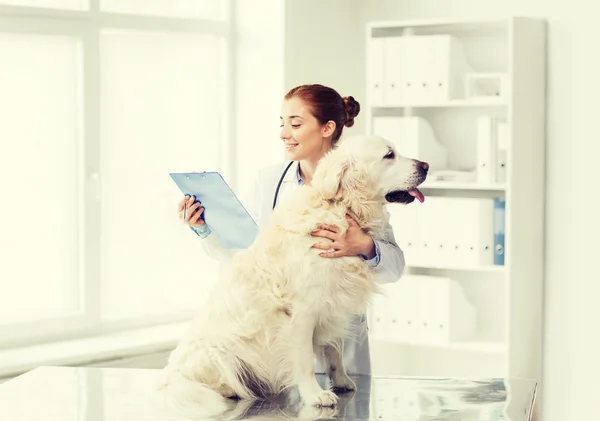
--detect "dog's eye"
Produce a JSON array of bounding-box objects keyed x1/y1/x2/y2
[{"x1": 384, "y1": 150, "x2": 395, "y2": 160}]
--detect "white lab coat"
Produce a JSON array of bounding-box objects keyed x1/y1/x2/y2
[{"x1": 197, "y1": 161, "x2": 405, "y2": 375}]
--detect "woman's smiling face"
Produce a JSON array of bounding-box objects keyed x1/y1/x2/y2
[{"x1": 279, "y1": 96, "x2": 333, "y2": 162}]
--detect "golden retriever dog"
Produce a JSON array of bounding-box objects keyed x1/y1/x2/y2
[{"x1": 158, "y1": 134, "x2": 428, "y2": 417}]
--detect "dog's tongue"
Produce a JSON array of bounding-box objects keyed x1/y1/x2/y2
[{"x1": 409, "y1": 188, "x2": 425, "y2": 203}]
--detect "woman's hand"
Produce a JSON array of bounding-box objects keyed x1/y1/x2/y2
[
  {"x1": 177, "y1": 195, "x2": 205, "y2": 226},
  {"x1": 311, "y1": 215, "x2": 376, "y2": 259}
]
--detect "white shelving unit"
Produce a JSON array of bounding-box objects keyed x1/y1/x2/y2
[
  {"x1": 376, "y1": 98, "x2": 507, "y2": 108},
  {"x1": 365, "y1": 17, "x2": 546, "y2": 383},
  {"x1": 420, "y1": 181, "x2": 507, "y2": 191}
]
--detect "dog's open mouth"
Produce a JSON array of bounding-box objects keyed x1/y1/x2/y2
[{"x1": 385, "y1": 188, "x2": 425, "y2": 204}]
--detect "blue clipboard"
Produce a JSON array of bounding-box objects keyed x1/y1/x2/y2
[{"x1": 169, "y1": 172, "x2": 258, "y2": 249}]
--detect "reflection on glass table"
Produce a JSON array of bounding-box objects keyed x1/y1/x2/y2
[{"x1": 0, "y1": 366, "x2": 536, "y2": 421}]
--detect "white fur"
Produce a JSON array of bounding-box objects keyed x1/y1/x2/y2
[{"x1": 158, "y1": 134, "x2": 427, "y2": 417}]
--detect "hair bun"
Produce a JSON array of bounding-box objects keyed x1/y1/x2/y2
[{"x1": 343, "y1": 96, "x2": 360, "y2": 128}]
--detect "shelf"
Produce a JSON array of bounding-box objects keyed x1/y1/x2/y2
[
  {"x1": 407, "y1": 264, "x2": 506, "y2": 273},
  {"x1": 372, "y1": 338, "x2": 506, "y2": 355},
  {"x1": 438, "y1": 340, "x2": 505, "y2": 354},
  {"x1": 366, "y1": 16, "x2": 545, "y2": 382},
  {"x1": 420, "y1": 181, "x2": 507, "y2": 191},
  {"x1": 372, "y1": 98, "x2": 507, "y2": 108},
  {"x1": 368, "y1": 17, "x2": 509, "y2": 31}
]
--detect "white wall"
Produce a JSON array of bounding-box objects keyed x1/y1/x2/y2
[
  {"x1": 284, "y1": 0, "x2": 365, "y2": 138},
  {"x1": 233, "y1": 0, "x2": 286, "y2": 200},
  {"x1": 356, "y1": 2, "x2": 599, "y2": 420}
]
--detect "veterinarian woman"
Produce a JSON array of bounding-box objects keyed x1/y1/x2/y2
[{"x1": 176, "y1": 84, "x2": 405, "y2": 376}]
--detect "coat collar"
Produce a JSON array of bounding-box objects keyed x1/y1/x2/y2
[{"x1": 282, "y1": 161, "x2": 302, "y2": 184}]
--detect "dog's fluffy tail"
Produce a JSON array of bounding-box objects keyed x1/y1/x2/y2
[{"x1": 157, "y1": 371, "x2": 230, "y2": 420}]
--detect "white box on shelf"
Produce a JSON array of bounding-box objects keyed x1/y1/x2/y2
[
  {"x1": 373, "y1": 116, "x2": 448, "y2": 171},
  {"x1": 465, "y1": 73, "x2": 508, "y2": 100}
]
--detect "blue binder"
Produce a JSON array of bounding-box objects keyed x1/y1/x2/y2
[
  {"x1": 169, "y1": 172, "x2": 259, "y2": 249},
  {"x1": 493, "y1": 198, "x2": 506, "y2": 265}
]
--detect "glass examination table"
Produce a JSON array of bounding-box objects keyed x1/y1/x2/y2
[{"x1": 0, "y1": 366, "x2": 537, "y2": 421}]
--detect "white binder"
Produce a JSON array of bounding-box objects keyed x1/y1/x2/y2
[
  {"x1": 377, "y1": 275, "x2": 478, "y2": 345},
  {"x1": 369, "y1": 291, "x2": 392, "y2": 341},
  {"x1": 369, "y1": 35, "x2": 474, "y2": 106},
  {"x1": 495, "y1": 120, "x2": 509, "y2": 183},
  {"x1": 382, "y1": 36, "x2": 407, "y2": 105},
  {"x1": 458, "y1": 198, "x2": 495, "y2": 267},
  {"x1": 476, "y1": 116, "x2": 495, "y2": 183},
  {"x1": 430, "y1": 276, "x2": 477, "y2": 344},
  {"x1": 388, "y1": 197, "x2": 495, "y2": 268},
  {"x1": 418, "y1": 197, "x2": 445, "y2": 267},
  {"x1": 397, "y1": 35, "x2": 473, "y2": 104},
  {"x1": 387, "y1": 203, "x2": 421, "y2": 264},
  {"x1": 368, "y1": 37, "x2": 385, "y2": 106}
]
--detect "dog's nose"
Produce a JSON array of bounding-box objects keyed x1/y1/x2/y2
[{"x1": 417, "y1": 161, "x2": 429, "y2": 172}]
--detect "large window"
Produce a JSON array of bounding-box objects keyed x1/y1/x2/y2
[{"x1": 0, "y1": 0, "x2": 229, "y2": 347}]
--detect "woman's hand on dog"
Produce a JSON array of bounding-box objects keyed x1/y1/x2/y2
[
  {"x1": 311, "y1": 215, "x2": 376, "y2": 259},
  {"x1": 177, "y1": 195, "x2": 205, "y2": 226}
]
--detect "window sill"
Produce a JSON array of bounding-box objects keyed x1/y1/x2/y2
[{"x1": 0, "y1": 320, "x2": 190, "y2": 380}]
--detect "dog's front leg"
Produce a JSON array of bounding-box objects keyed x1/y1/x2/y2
[
  {"x1": 321, "y1": 341, "x2": 356, "y2": 392},
  {"x1": 291, "y1": 319, "x2": 338, "y2": 408}
]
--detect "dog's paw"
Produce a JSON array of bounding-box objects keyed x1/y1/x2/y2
[
  {"x1": 298, "y1": 403, "x2": 338, "y2": 420},
  {"x1": 308, "y1": 390, "x2": 338, "y2": 408},
  {"x1": 332, "y1": 375, "x2": 356, "y2": 393}
]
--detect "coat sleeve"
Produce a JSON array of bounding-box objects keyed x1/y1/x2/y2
[{"x1": 371, "y1": 209, "x2": 406, "y2": 284}]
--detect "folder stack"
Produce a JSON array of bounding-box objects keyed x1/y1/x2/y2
[
  {"x1": 389, "y1": 197, "x2": 503, "y2": 268},
  {"x1": 476, "y1": 116, "x2": 508, "y2": 184},
  {"x1": 370, "y1": 274, "x2": 477, "y2": 345},
  {"x1": 369, "y1": 34, "x2": 473, "y2": 105}
]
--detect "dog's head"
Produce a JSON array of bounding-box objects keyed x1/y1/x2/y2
[{"x1": 312, "y1": 134, "x2": 428, "y2": 206}]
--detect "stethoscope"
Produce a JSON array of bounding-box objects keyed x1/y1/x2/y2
[{"x1": 272, "y1": 161, "x2": 294, "y2": 210}]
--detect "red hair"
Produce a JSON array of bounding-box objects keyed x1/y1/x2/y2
[{"x1": 284, "y1": 84, "x2": 360, "y2": 144}]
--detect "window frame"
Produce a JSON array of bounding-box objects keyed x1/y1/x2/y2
[{"x1": 0, "y1": 0, "x2": 234, "y2": 349}]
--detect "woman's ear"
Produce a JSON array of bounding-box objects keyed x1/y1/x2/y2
[{"x1": 321, "y1": 121, "x2": 336, "y2": 139}]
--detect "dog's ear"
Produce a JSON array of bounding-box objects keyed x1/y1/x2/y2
[
  {"x1": 313, "y1": 148, "x2": 380, "y2": 229},
  {"x1": 312, "y1": 150, "x2": 355, "y2": 200}
]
